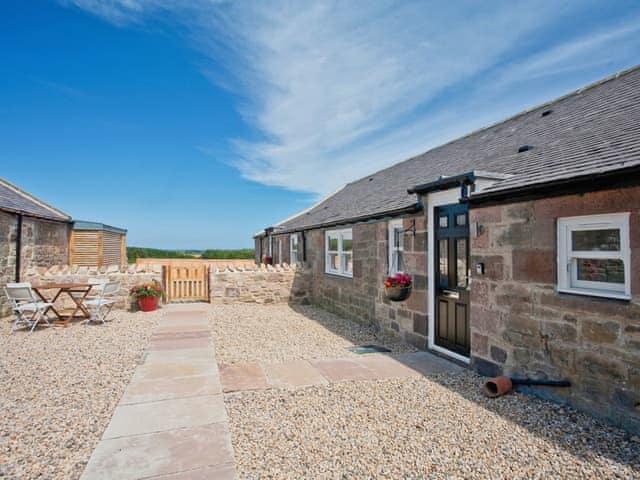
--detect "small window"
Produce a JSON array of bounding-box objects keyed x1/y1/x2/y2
[
  {"x1": 557, "y1": 213, "x2": 630, "y2": 300},
  {"x1": 290, "y1": 234, "x2": 300, "y2": 264},
  {"x1": 455, "y1": 213, "x2": 467, "y2": 226},
  {"x1": 388, "y1": 219, "x2": 404, "y2": 274},
  {"x1": 439, "y1": 215, "x2": 448, "y2": 228},
  {"x1": 456, "y1": 238, "x2": 468, "y2": 288},
  {"x1": 438, "y1": 238, "x2": 448, "y2": 288},
  {"x1": 325, "y1": 228, "x2": 353, "y2": 277}
]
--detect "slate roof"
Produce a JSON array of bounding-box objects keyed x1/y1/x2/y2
[
  {"x1": 0, "y1": 177, "x2": 71, "y2": 222},
  {"x1": 273, "y1": 64, "x2": 640, "y2": 233}
]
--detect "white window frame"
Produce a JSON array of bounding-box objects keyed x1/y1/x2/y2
[
  {"x1": 290, "y1": 233, "x2": 299, "y2": 264},
  {"x1": 557, "y1": 213, "x2": 631, "y2": 300},
  {"x1": 388, "y1": 219, "x2": 405, "y2": 275},
  {"x1": 325, "y1": 228, "x2": 353, "y2": 278}
]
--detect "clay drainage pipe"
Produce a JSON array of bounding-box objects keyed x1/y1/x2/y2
[
  {"x1": 483, "y1": 376, "x2": 572, "y2": 398},
  {"x1": 483, "y1": 376, "x2": 513, "y2": 398}
]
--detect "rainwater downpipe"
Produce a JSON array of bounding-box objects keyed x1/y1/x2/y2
[
  {"x1": 301, "y1": 231, "x2": 307, "y2": 262},
  {"x1": 15, "y1": 214, "x2": 23, "y2": 282}
]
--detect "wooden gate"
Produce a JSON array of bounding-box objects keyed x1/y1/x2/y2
[{"x1": 163, "y1": 264, "x2": 210, "y2": 303}]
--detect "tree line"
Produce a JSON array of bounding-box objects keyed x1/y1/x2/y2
[{"x1": 127, "y1": 246, "x2": 255, "y2": 263}]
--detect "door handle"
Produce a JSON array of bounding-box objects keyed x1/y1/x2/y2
[{"x1": 442, "y1": 289, "x2": 460, "y2": 299}]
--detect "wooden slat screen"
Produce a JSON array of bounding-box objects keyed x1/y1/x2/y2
[
  {"x1": 70, "y1": 231, "x2": 100, "y2": 266},
  {"x1": 103, "y1": 231, "x2": 122, "y2": 265},
  {"x1": 70, "y1": 230, "x2": 125, "y2": 266}
]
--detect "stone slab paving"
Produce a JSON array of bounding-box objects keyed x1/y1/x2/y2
[
  {"x1": 263, "y1": 359, "x2": 329, "y2": 388},
  {"x1": 219, "y1": 362, "x2": 270, "y2": 393},
  {"x1": 121, "y1": 375, "x2": 223, "y2": 405},
  {"x1": 102, "y1": 394, "x2": 228, "y2": 438},
  {"x1": 81, "y1": 305, "x2": 237, "y2": 480},
  {"x1": 221, "y1": 351, "x2": 463, "y2": 393},
  {"x1": 132, "y1": 359, "x2": 219, "y2": 382},
  {"x1": 393, "y1": 351, "x2": 465, "y2": 375}
]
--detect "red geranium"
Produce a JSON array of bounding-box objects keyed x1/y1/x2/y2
[
  {"x1": 130, "y1": 281, "x2": 163, "y2": 299},
  {"x1": 384, "y1": 272, "x2": 412, "y2": 288}
]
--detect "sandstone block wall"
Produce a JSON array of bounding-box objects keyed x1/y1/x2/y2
[
  {"x1": 22, "y1": 216, "x2": 70, "y2": 268},
  {"x1": 0, "y1": 211, "x2": 18, "y2": 317},
  {"x1": 374, "y1": 215, "x2": 429, "y2": 348},
  {"x1": 20, "y1": 264, "x2": 163, "y2": 312},
  {"x1": 210, "y1": 264, "x2": 311, "y2": 305},
  {"x1": 470, "y1": 185, "x2": 640, "y2": 433},
  {"x1": 306, "y1": 224, "x2": 378, "y2": 325},
  {"x1": 1, "y1": 211, "x2": 71, "y2": 316},
  {"x1": 304, "y1": 214, "x2": 429, "y2": 345}
]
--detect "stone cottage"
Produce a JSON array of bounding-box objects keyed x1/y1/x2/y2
[
  {"x1": 0, "y1": 178, "x2": 72, "y2": 316},
  {"x1": 0, "y1": 177, "x2": 127, "y2": 315},
  {"x1": 255, "y1": 65, "x2": 640, "y2": 432}
]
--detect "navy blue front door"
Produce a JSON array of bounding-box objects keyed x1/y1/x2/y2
[{"x1": 434, "y1": 203, "x2": 470, "y2": 357}]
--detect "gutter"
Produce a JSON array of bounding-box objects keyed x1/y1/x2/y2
[
  {"x1": 408, "y1": 170, "x2": 512, "y2": 196},
  {"x1": 408, "y1": 172, "x2": 476, "y2": 196},
  {"x1": 270, "y1": 203, "x2": 422, "y2": 236},
  {"x1": 467, "y1": 163, "x2": 640, "y2": 206}
]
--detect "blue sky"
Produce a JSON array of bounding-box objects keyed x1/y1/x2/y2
[{"x1": 1, "y1": 1, "x2": 639, "y2": 249}]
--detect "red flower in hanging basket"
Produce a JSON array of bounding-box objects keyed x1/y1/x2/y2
[
  {"x1": 383, "y1": 272, "x2": 412, "y2": 288},
  {"x1": 384, "y1": 273, "x2": 412, "y2": 301}
]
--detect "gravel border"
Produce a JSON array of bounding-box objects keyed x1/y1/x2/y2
[
  {"x1": 0, "y1": 310, "x2": 159, "y2": 479},
  {"x1": 226, "y1": 372, "x2": 640, "y2": 479},
  {"x1": 209, "y1": 304, "x2": 415, "y2": 364}
]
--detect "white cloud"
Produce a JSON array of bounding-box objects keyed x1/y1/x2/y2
[
  {"x1": 490, "y1": 16, "x2": 640, "y2": 89},
  {"x1": 63, "y1": 1, "x2": 640, "y2": 195}
]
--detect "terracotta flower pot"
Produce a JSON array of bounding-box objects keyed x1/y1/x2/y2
[
  {"x1": 385, "y1": 285, "x2": 412, "y2": 302},
  {"x1": 138, "y1": 295, "x2": 159, "y2": 312},
  {"x1": 483, "y1": 376, "x2": 513, "y2": 398}
]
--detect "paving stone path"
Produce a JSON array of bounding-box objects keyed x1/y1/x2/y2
[
  {"x1": 81, "y1": 305, "x2": 462, "y2": 479},
  {"x1": 81, "y1": 305, "x2": 236, "y2": 480},
  {"x1": 220, "y1": 351, "x2": 462, "y2": 393}
]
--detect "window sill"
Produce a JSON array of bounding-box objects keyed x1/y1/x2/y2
[
  {"x1": 557, "y1": 287, "x2": 630, "y2": 301},
  {"x1": 325, "y1": 270, "x2": 353, "y2": 279}
]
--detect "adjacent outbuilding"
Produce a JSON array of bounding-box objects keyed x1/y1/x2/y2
[{"x1": 70, "y1": 221, "x2": 127, "y2": 267}]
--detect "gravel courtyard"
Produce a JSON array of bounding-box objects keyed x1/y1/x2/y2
[
  {"x1": 3, "y1": 302, "x2": 639, "y2": 479},
  {"x1": 210, "y1": 303, "x2": 415, "y2": 364},
  {"x1": 0, "y1": 310, "x2": 159, "y2": 480},
  {"x1": 211, "y1": 304, "x2": 640, "y2": 479},
  {"x1": 226, "y1": 374, "x2": 640, "y2": 479}
]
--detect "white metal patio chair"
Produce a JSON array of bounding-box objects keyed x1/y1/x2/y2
[
  {"x1": 83, "y1": 280, "x2": 120, "y2": 324},
  {"x1": 85, "y1": 278, "x2": 107, "y2": 302},
  {"x1": 4, "y1": 282, "x2": 54, "y2": 333}
]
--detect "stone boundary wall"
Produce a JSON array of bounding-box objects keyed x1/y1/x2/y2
[
  {"x1": 210, "y1": 264, "x2": 311, "y2": 305},
  {"x1": 20, "y1": 264, "x2": 163, "y2": 311},
  {"x1": 136, "y1": 258, "x2": 255, "y2": 268}
]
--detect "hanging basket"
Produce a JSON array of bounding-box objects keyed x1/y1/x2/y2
[{"x1": 385, "y1": 285, "x2": 412, "y2": 302}]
